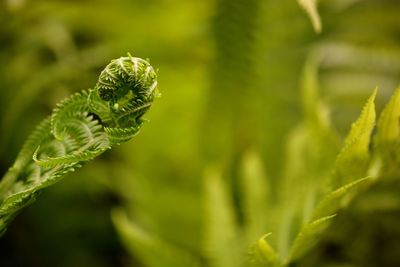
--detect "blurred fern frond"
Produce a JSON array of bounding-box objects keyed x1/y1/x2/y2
[{"x1": 112, "y1": 1, "x2": 400, "y2": 267}]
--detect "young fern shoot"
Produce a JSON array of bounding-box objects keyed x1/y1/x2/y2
[{"x1": 0, "y1": 54, "x2": 159, "y2": 236}]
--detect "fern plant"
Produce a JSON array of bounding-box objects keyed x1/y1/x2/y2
[
  {"x1": 202, "y1": 84, "x2": 399, "y2": 267},
  {"x1": 0, "y1": 54, "x2": 159, "y2": 236},
  {"x1": 246, "y1": 48, "x2": 400, "y2": 265}
]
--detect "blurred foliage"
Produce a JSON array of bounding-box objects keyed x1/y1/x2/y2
[{"x1": 1, "y1": 0, "x2": 400, "y2": 267}]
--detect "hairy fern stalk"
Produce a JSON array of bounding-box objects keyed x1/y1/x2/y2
[{"x1": 0, "y1": 54, "x2": 159, "y2": 236}]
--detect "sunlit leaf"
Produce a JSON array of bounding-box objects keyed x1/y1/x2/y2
[
  {"x1": 334, "y1": 89, "x2": 377, "y2": 185},
  {"x1": 249, "y1": 233, "x2": 280, "y2": 267},
  {"x1": 203, "y1": 168, "x2": 242, "y2": 267},
  {"x1": 312, "y1": 176, "x2": 370, "y2": 220},
  {"x1": 374, "y1": 87, "x2": 400, "y2": 172},
  {"x1": 240, "y1": 150, "x2": 270, "y2": 242},
  {"x1": 287, "y1": 214, "x2": 336, "y2": 262}
]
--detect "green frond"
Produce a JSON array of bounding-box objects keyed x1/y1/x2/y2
[
  {"x1": 375, "y1": 88, "x2": 400, "y2": 146},
  {"x1": 87, "y1": 89, "x2": 113, "y2": 124},
  {"x1": 51, "y1": 91, "x2": 90, "y2": 140},
  {"x1": 334, "y1": 89, "x2": 377, "y2": 186},
  {"x1": 240, "y1": 150, "x2": 270, "y2": 242},
  {"x1": 13, "y1": 118, "x2": 53, "y2": 167},
  {"x1": 105, "y1": 123, "x2": 143, "y2": 145},
  {"x1": 249, "y1": 233, "x2": 280, "y2": 267},
  {"x1": 311, "y1": 176, "x2": 371, "y2": 220},
  {"x1": 0, "y1": 187, "x2": 38, "y2": 216},
  {"x1": 33, "y1": 146, "x2": 108, "y2": 168},
  {"x1": 0, "y1": 55, "x2": 158, "y2": 235},
  {"x1": 203, "y1": 168, "x2": 242, "y2": 267},
  {"x1": 374, "y1": 87, "x2": 400, "y2": 174},
  {"x1": 287, "y1": 214, "x2": 336, "y2": 262}
]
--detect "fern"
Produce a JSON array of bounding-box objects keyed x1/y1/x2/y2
[
  {"x1": 203, "y1": 168, "x2": 243, "y2": 267},
  {"x1": 334, "y1": 89, "x2": 377, "y2": 186},
  {"x1": 374, "y1": 87, "x2": 400, "y2": 176},
  {"x1": 249, "y1": 233, "x2": 279, "y2": 267},
  {"x1": 0, "y1": 54, "x2": 159, "y2": 236}
]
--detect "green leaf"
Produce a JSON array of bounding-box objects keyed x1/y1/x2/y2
[
  {"x1": 249, "y1": 233, "x2": 280, "y2": 267},
  {"x1": 343, "y1": 89, "x2": 377, "y2": 148},
  {"x1": 240, "y1": 150, "x2": 270, "y2": 242},
  {"x1": 203, "y1": 167, "x2": 242, "y2": 267},
  {"x1": 287, "y1": 214, "x2": 336, "y2": 262},
  {"x1": 312, "y1": 176, "x2": 371, "y2": 220},
  {"x1": 374, "y1": 87, "x2": 400, "y2": 172},
  {"x1": 298, "y1": 0, "x2": 322, "y2": 33},
  {"x1": 104, "y1": 123, "x2": 143, "y2": 145},
  {"x1": 13, "y1": 118, "x2": 53, "y2": 167},
  {"x1": 112, "y1": 209, "x2": 200, "y2": 267},
  {"x1": 334, "y1": 89, "x2": 377, "y2": 185},
  {"x1": 51, "y1": 91, "x2": 90, "y2": 140}
]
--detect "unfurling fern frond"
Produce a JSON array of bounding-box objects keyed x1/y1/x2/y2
[{"x1": 0, "y1": 54, "x2": 159, "y2": 236}]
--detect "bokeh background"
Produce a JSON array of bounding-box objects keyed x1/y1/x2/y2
[{"x1": 0, "y1": 0, "x2": 400, "y2": 266}]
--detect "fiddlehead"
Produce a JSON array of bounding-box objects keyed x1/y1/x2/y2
[{"x1": 0, "y1": 54, "x2": 159, "y2": 235}]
